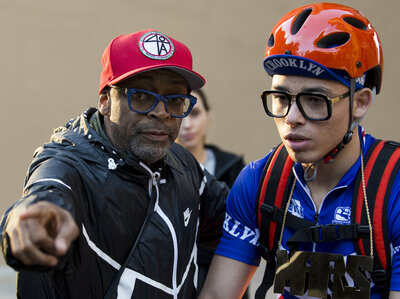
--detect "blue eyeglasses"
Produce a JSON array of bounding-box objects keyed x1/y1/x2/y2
[{"x1": 111, "y1": 86, "x2": 197, "y2": 118}]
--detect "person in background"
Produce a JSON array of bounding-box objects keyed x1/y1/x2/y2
[
  {"x1": 177, "y1": 89, "x2": 245, "y2": 188},
  {"x1": 177, "y1": 89, "x2": 246, "y2": 295}
]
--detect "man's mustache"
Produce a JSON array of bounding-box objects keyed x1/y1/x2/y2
[{"x1": 134, "y1": 122, "x2": 175, "y2": 136}]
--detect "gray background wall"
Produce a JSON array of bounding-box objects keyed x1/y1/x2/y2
[{"x1": 1, "y1": 0, "x2": 399, "y2": 296}]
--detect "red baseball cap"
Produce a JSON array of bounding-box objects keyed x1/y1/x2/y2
[{"x1": 99, "y1": 30, "x2": 205, "y2": 94}]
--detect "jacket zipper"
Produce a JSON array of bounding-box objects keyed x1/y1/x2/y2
[{"x1": 140, "y1": 162, "x2": 179, "y2": 299}]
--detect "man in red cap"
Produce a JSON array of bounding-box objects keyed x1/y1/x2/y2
[{"x1": 1, "y1": 30, "x2": 228, "y2": 298}]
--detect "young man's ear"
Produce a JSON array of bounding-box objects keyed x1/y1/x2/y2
[
  {"x1": 99, "y1": 92, "x2": 111, "y2": 116},
  {"x1": 353, "y1": 88, "x2": 373, "y2": 120}
]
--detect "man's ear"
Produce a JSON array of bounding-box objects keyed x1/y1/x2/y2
[
  {"x1": 353, "y1": 88, "x2": 373, "y2": 120},
  {"x1": 99, "y1": 93, "x2": 111, "y2": 116}
]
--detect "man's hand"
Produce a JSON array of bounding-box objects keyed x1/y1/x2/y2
[{"x1": 5, "y1": 201, "x2": 79, "y2": 267}]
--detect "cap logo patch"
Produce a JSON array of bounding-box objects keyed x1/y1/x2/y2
[{"x1": 139, "y1": 31, "x2": 174, "y2": 60}]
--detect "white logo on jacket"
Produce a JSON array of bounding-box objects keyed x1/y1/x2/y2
[
  {"x1": 288, "y1": 199, "x2": 304, "y2": 218},
  {"x1": 108, "y1": 158, "x2": 117, "y2": 170},
  {"x1": 333, "y1": 206, "x2": 351, "y2": 224},
  {"x1": 183, "y1": 208, "x2": 192, "y2": 227}
]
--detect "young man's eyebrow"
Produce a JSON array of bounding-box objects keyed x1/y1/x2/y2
[
  {"x1": 271, "y1": 84, "x2": 333, "y2": 94},
  {"x1": 301, "y1": 87, "x2": 333, "y2": 94}
]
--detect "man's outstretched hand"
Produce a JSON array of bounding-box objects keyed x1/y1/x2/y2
[{"x1": 5, "y1": 201, "x2": 79, "y2": 267}]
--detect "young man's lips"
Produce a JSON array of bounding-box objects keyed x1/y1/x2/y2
[{"x1": 284, "y1": 134, "x2": 309, "y2": 150}]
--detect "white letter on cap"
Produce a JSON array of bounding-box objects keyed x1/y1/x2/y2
[
  {"x1": 299, "y1": 60, "x2": 307, "y2": 69},
  {"x1": 307, "y1": 63, "x2": 317, "y2": 72},
  {"x1": 273, "y1": 59, "x2": 282, "y2": 67},
  {"x1": 280, "y1": 58, "x2": 289, "y2": 67},
  {"x1": 265, "y1": 61, "x2": 277, "y2": 71},
  {"x1": 288, "y1": 58, "x2": 298, "y2": 67},
  {"x1": 313, "y1": 67, "x2": 325, "y2": 76}
]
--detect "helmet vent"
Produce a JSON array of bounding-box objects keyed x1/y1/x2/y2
[
  {"x1": 267, "y1": 34, "x2": 275, "y2": 47},
  {"x1": 291, "y1": 8, "x2": 313, "y2": 35},
  {"x1": 316, "y1": 32, "x2": 350, "y2": 48},
  {"x1": 343, "y1": 17, "x2": 368, "y2": 30}
]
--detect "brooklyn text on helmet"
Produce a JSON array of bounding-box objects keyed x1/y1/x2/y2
[{"x1": 264, "y1": 57, "x2": 325, "y2": 76}]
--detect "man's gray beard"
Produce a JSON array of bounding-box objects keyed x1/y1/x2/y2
[{"x1": 129, "y1": 137, "x2": 173, "y2": 165}]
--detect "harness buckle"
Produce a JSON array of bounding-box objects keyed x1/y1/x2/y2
[
  {"x1": 356, "y1": 224, "x2": 370, "y2": 238},
  {"x1": 258, "y1": 244, "x2": 275, "y2": 263},
  {"x1": 371, "y1": 269, "x2": 389, "y2": 289},
  {"x1": 310, "y1": 224, "x2": 338, "y2": 242},
  {"x1": 260, "y1": 203, "x2": 274, "y2": 216}
]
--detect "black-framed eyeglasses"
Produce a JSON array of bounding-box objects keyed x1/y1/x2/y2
[
  {"x1": 111, "y1": 86, "x2": 197, "y2": 118},
  {"x1": 261, "y1": 90, "x2": 350, "y2": 121}
]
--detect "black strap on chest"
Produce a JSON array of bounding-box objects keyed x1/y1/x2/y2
[
  {"x1": 255, "y1": 140, "x2": 400, "y2": 299},
  {"x1": 255, "y1": 144, "x2": 295, "y2": 299},
  {"x1": 351, "y1": 140, "x2": 400, "y2": 297}
]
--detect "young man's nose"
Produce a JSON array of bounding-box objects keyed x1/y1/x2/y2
[{"x1": 285, "y1": 101, "x2": 305, "y2": 125}]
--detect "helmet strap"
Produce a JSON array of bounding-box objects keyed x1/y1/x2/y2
[
  {"x1": 323, "y1": 78, "x2": 356, "y2": 164},
  {"x1": 303, "y1": 79, "x2": 357, "y2": 181},
  {"x1": 304, "y1": 160, "x2": 320, "y2": 182}
]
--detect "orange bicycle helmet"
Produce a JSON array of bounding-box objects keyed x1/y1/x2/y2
[{"x1": 263, "y1": 2, "x2": 383, "y2": 93}]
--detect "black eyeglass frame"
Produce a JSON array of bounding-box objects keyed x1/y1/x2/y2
[
  {"x1": 110, "y1": 86, "x2": 197, "y2": 118},
  {"x1": 261, "y1": 90, "x2": 350, "y2": 121}
]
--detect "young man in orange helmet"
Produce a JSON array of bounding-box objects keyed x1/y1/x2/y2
[{"x1": 199, "y1": 3, "x2": 400, "y2": 299}]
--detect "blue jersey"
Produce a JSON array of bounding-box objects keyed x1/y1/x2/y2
[{"x1": 215, "y1": 129, "x2": 400, "y2": 298}]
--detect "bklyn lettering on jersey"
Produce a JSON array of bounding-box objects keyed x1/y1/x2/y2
[{"x1": 223, "y1": 213, "x2": 260, "y2": 246}]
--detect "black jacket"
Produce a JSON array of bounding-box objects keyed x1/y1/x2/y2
[
  {"x1": 1, "y1": 108, "x2": 228, "y2": 299},
  {"x1": 196, "y1": 144, "x2": 245, "y2": 293},
  {"x1": 205, "y1": 144, "x2": 245, "y2": 188}
]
